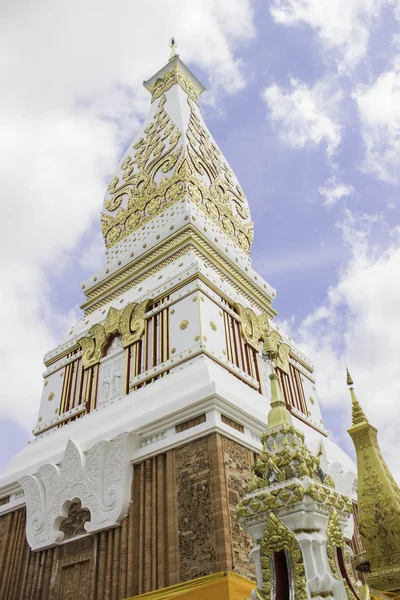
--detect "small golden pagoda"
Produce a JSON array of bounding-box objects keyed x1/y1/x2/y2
[{"x1": 347, "y1": 370, "x2": 400, "y2": 592}]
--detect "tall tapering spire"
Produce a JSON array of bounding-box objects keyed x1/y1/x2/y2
[
  {"x1": 346, "y1": 370, "x2": 368, "y2": 426},
  {"x1": 347, "y1": 376, "x2": 400, "y2": 590},
  {"x1": 98, "y1": 50, "x2": 254, "y2": 278}
]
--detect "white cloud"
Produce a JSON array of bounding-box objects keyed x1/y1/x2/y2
[
  {"x1": 318, "y1": 175, "x2": 354, "y2": 207},
  {"x1": 263, "y1": 77, "x2": 343, "y2": 155},
  {"x1": 269, "y1": 0, "x2": 394, "y2": 71},
  {"x1": 353, "y1": 65, "x2": 400, "y2": 184},
  {"x1": 291, "y1": 210, "x2": 400, "y2": 480},
  {"x1": 79, "y1": 232, "x2": 106, "y2": 272},
  {"x1": 0, "y1": 0, "x2": 255, "y2": 433}
]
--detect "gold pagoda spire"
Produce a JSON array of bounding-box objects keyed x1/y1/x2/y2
[
  {"x1": 347, "y1": 369, "x2": 368, "y2": 426},
  {"x1": 347, "y1": 372, "x2": 400, "y2": 591},
  {"x1": 267, "y1": 367, "x2": 293, "y2": 429}
]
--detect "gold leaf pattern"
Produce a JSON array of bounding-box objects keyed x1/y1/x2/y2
[
  {"x1": 259, "y1": 512, "x2": 307, "y2": 600},
  {"x1": 148, "y1": 64, "x2": 201, "y2": 105},
  {"x1": 101, "y1": 91, "x2": 253, "y2": 254},
  {"x1": 235, "y1": 304, "x2": 269, "y2": 350},
  {"x1": 78, "y1": 324, "x2": 107, "y2": 369},
  {"x1": 119, "y1": 299, "x2": 150, "y2": 348},
  {"x1": 78, "y1": 299, "x2": 150, "y2": 367}
]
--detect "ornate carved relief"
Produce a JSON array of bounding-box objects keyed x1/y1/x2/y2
[
  {"x1": 120, "y1": 299, "x2": 150, "y2": 347},
  {"x1": 19, "y1": 433, "x2": 136, "y2": 550},
  {"x1": 56, "y1": 537, "x2": 94, "y2": 600},
  {"x1": 235, "y1": 304, "x2": 269, "y2": 350},
  {"x1": 175, "y1": 438, "x2": 217, "y2": 581},
  {"x1": 97, "y1": 336, "x2": 124, "y2": 407},
  {"x1": 104, "y1": 306, "x2": 120, "y2": 336},
  {"x1": 259, "y1": 512, "x2": 307, "y2": 600},
  {"x1": 326, "y1": 509, "x2": 358, "y2": 600},
  {"x1": 79, "y1": 324, "x2": 107, "y2": 369},
  {"x1": 101, "y1": 93, "x2": 254, "y2": 253},
  {"x1": 234, "y1": 303, "x2": 291, "y2": 373},
  {"x1": 148, "y1": 64, "x2": 202, "y2": 105},
  {"x1": 78, "y1": 299, "x2": 149, "y2": 369}
]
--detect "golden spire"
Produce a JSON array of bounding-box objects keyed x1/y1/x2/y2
[
  {"x1": 168, "y1": 36, "x2": 178, "y2": 61},
  {"x1": 346, "y1": 370, "x2": 368, "y2": 426},
  {"x1": 347, "y1": 376, "x2": 400, "y2": 590},
  {"x1": 267, "y1": 366, "x2": 293, "y2": 429}
]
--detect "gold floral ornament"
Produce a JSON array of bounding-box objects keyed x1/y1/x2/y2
[
  {"x1": 79, "y1": 324, "x2": 108, "y2": 369},
  {"x1": 119, "y1": 299, "x2": 150, "y2": 348},
  {"x1": 104, "y1": 306, "x2": 120, "y2": 336},
  {"x1": 48, "y1": 392, "x2": 54, "y2": 401},
  {"x1": 235, "y1": 304, "x2": 269, "y2": 350},
  {"x1": 78, "y1": 300, "x2": 150, "y2": 367},
  {"x1": 275, "y1": 342, "x2": 291, "y2": 374},
  {"x1": 101, "y1": 94, "x2": 183, "y2": 247},
  {"x1": 258, "y1": 512, "x2": 307, "y2": 600},
  {"x1": 180, "y1": 320, "x2": 189, "y2": 330},
  {"x1": 243, "y1": 422, "x2": 342, "y2": 499},
  {"x1": 326, "y1": 509, "x2": 358, "y2": 600},
  {"x1": 326, "y1": 509, "x2": 346, "y2": 580},
  {"x1": 262, "y1": 328, "x2": 291, "y2": 375},
  {"x1": 101, "y1": 78, "x2": 254, "y2": 254},
  {"x1": 148, "y1": 63, "x2": 202, "y2": 105}
]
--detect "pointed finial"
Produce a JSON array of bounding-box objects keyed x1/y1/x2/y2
[
  {"x1": 168, "y1": 37, "x2": 178, "y2": 61},
  {"x1": 347, "y1": 374, "x2": 368, "y2": 426},
  {"x1": 346, "y1": 367, "x2": 354, "y2": 387},
  {"x1": 267, "y1": 367, "x2": 293, "y2": 429}
]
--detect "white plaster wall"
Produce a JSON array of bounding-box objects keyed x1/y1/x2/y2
[
  {"x1": 199, "y1": 293, "x2": 226, "y2": 361},
  {"x1": 38, "y1": 368, "x2": 65, "y2": 426}
]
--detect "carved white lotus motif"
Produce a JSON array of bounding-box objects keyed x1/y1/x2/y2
[{"x1": 19, "y1": 432, "x2": 136, "y2": 550}]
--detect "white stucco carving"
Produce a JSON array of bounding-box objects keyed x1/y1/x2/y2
[
  {"x1": 98, "y1": 336, "x2": 124, "y2": 407},
  {"x1": 19, "y1": 432, "x2": 135, "y2": 550}
]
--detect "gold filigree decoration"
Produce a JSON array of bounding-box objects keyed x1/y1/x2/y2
[
  {"x1": 236, "y1": 483, "x2": 306, "y2": 519},
  {"x1": 180, "y1": 320, "x2": 189, "y2": 330},
  {"x1": 210, "y1": 321, "x2": 217, "y2": 331},
  {"x1": 235, "y1": 304, "x2": 269, "y2": 350},
  {"x1": 48, "y1": 392, "x2": 54, "y2": 401},
  {"x1": 276, "y1": 342, "x2": 291, "y2": 374},
  {"x1": 79, "y1": 324, "x2": 107, "y2": 369},
  {"x1": 349, "y1": 402, "x2": 400, "y2": 587},
  {"x1": 101, "y1": 93, "x2": 253, "y2": 254},
  {"x1": 326, "y1": 509, "x2": 345, "y2": 580},
  {"x1": 119, "y1": 299, "x2": 150, "y2": 348},
  {"x1": 78, "y1": 300, "x2": 149, "y2": 367},
  {"x1": 326, "y1": 510, "x2": 358, "y2": 600},
  {"x1": 148, "y1": 64, "x2": 201, "y2": 105},
  {"x1": 102, "y1": 94, "x2": 182, "y2": 246},
  {"x1": 104, "y1": 306, "x2": 120, "y2": 336},
  {"x1": 259, "y1": 512, "x2": 307, "y2": 600},
  {"x1": 237, "y1": 423, "x2": 353, "y2": 519},
  {"x1": 305, "y1": 483, "x2": 352, "y2": 512}
]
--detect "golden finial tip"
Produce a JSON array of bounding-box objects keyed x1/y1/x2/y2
[
  {"x1": 168, "y1": 36, "x2": 178, "y2": 61},
  {"x1": 346, "y1": 367, "x2": 353, "y2": 387}
]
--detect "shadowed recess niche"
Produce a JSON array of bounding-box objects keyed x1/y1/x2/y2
[{"x1": 59, "y1": 500, "x2": 91, "y2": 541}]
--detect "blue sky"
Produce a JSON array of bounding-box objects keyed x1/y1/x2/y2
[{"x1": 1, "y1": 0, "x2": 400, "y2": 477}]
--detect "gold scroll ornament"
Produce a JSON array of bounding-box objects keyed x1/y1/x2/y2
[
  {"x1": 101, "y1": 89, "x2": 253, "y2": 254},
  {"x1": 235, "y1": 303, "x2": 291, "y2": 372},
  {"x1": 78, "y1": 299, "x2": 149, "y2": 369}
]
